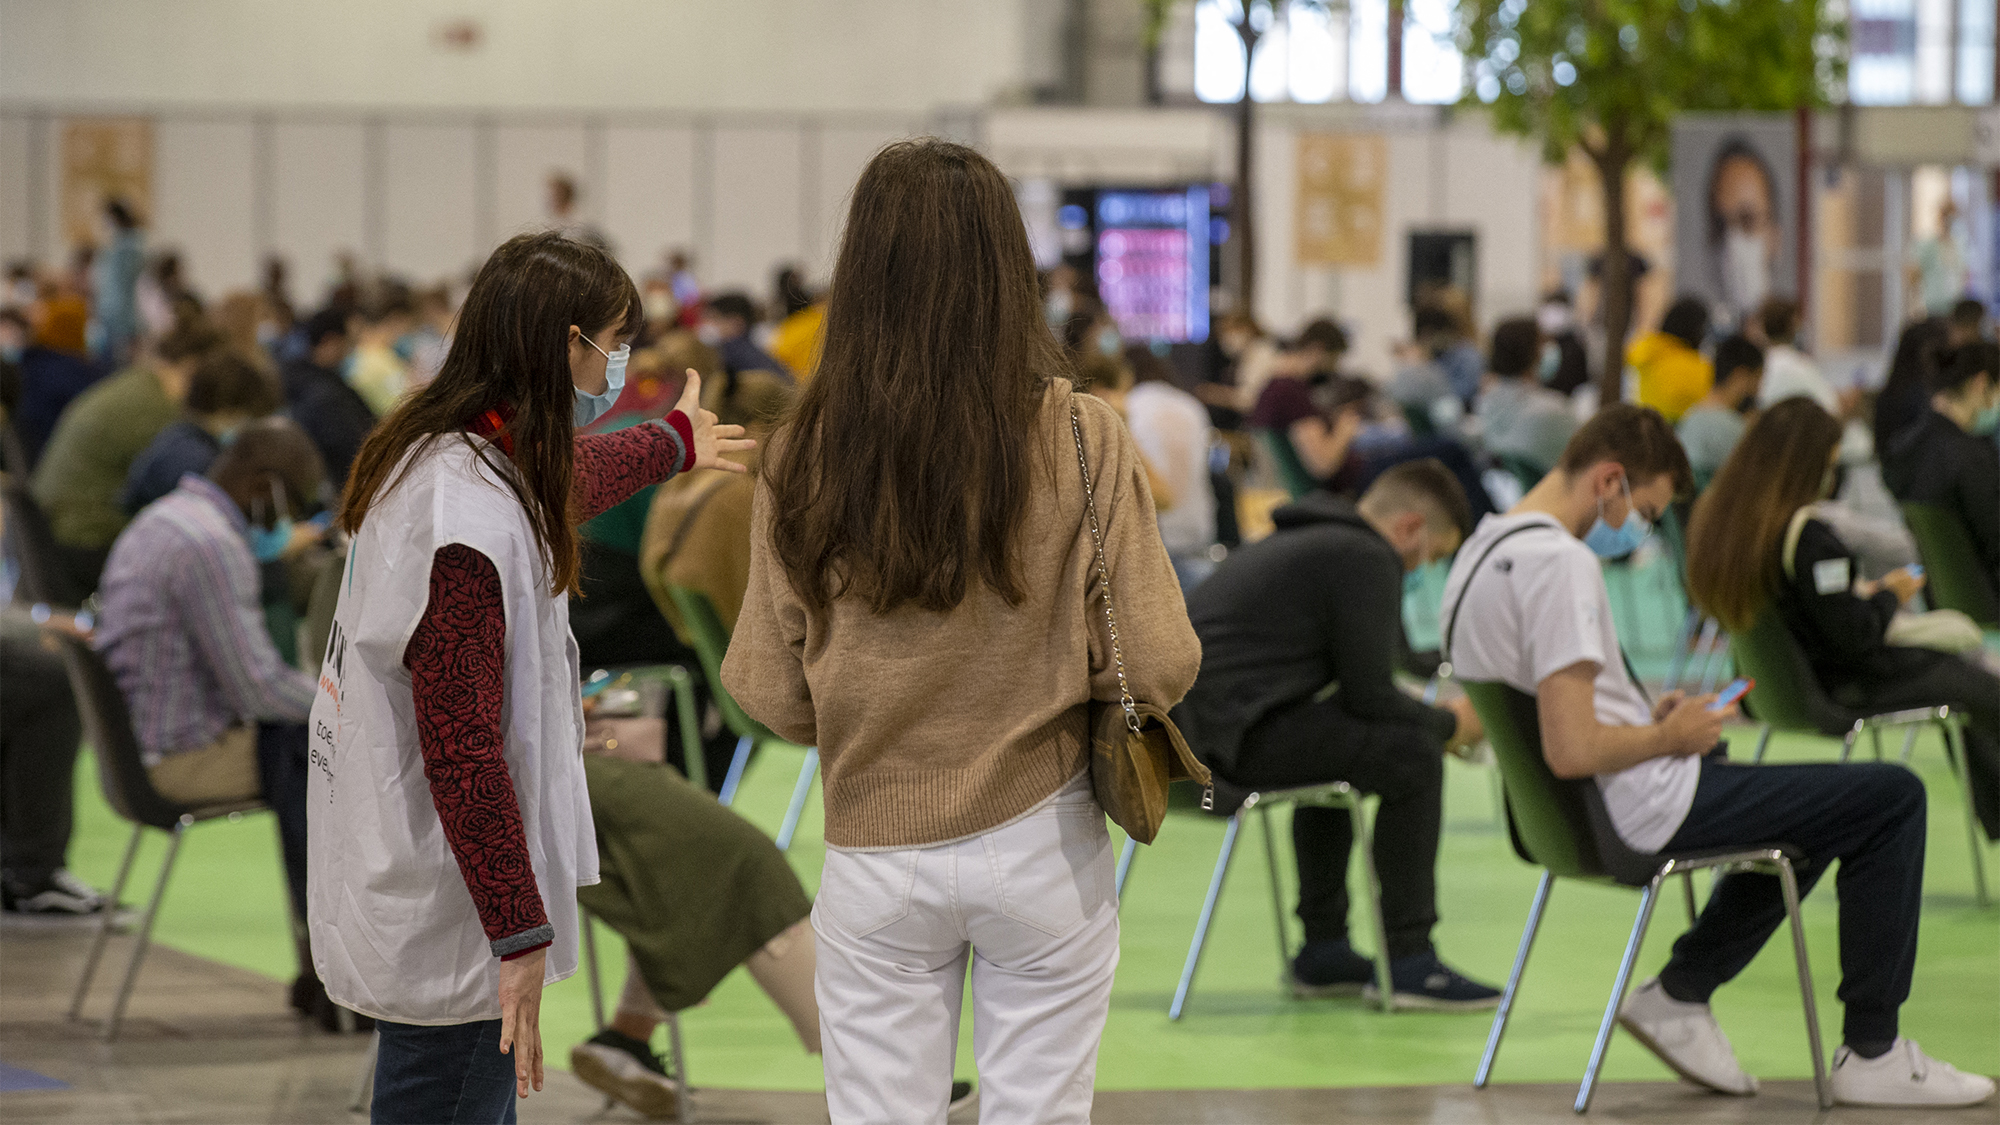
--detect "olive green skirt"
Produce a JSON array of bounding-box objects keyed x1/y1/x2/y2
[{"x1": 578, "y1": 755, "x2": 813, "y2": 1012}]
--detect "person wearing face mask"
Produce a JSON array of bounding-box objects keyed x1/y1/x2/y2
[
  {"x1": 94, "y1": 418, "x2": 339, "y2": 1021},
  {"x1": 1451, "y1": 402, "x2": 1994, "y2": 1108},
  {"x1": 307, "y1": 231, "x2": 750, "y2": 1124},
  {"x1": 31, "y1": 318, "x2": 225, "y2": 597},
  {"x1": 1177, "y1": 460, "x2": 1498, "y2": 1010},
  {"x1": 279, "y1": 307, "x2": 375, "y2": 489},
  {"x1": 1474, "y1": 316, "x2": 1579, "y2": 476},
  {"x1": 1882, "y1": 341, "x2": 2000, "y2": 616},
  {"x1": 122, "y1": 351, "x2": 282, "y2": 515},
  {"x1": 1676, "y1": 334, "x2": 1764, "y2": 491},
  {"x1": 1626, "y1": 296, "x2": 1715, "y2": 424}
]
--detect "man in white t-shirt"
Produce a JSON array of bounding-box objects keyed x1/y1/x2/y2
[
  {"x1": 1442, "y1": 404, "x2": 1993, "y2": 1110},
  {"x1": 1122, "y1": 349, "x2": 1217, "y2": 590}
]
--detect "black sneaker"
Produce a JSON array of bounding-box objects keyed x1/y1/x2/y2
[
  {"x1": 1362, "y1": 950, "x2": 1502, "y2": 1011},
  {"x1": 1, "y1": 869, "x2": 106, "y2": 915},
  {"x1": 1285, "y1": 938, "x2": 1377, "y2": 998},
  {"x1": 949, "y1": 1079, "x2": 976, "y2": 1114},
  {"x1": 571, "y1": 1028, "x2": 679, "y2": 1119}
]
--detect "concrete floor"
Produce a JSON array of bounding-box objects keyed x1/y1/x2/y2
[{"x1": 2, "y1": 918, "x2": 1992, "y2": 1124}]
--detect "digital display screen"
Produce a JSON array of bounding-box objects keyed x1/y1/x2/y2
[{"x1": 1093, "y1": 186, "x2": 1210, "y2": 344}]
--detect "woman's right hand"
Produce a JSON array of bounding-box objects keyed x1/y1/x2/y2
[
  {"x1": 498, "y1": 947, "x2": 547, "y2": 1099},
  {"x1": 674, "y1": 370, "x2": 756, "y2": 474},
  {"x1": 1863, "y1": 566, "x2": 1924, "y2": 606}
]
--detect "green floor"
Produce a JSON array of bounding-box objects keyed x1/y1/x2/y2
[{"x1": 58, "y1": 547, "x2": 2000, "y2": 1091}]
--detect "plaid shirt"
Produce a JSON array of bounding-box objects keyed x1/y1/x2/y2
[{"x1": 96, "y1": 474, "x2": 316, "y2": 763}]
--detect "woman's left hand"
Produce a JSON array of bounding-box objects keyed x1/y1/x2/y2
[{"x1": 675, "y1": 370, "x2": 757, "y2": 473}]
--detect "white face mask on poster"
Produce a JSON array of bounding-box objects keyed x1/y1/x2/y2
[{"x1": 1723, "y1": 229, "x2": 1770, "y2": 317}]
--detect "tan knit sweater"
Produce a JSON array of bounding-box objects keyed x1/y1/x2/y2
[{"x1": 722, "y1": 382, "x2": 1202, "y2": 848}]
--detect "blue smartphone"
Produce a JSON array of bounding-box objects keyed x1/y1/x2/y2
[
  {"x1": 581, "y1": 670, "x2": 614, "y2": 698},
  {"x1": 1709, "y1": 677, "x2": 1753, "y2": 711}
]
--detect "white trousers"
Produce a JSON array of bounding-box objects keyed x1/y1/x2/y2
[{"x1": 813, "y1": 773, "x2": 1119, "y2": 1125}]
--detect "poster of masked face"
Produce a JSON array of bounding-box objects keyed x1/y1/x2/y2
[{"x1": 1671, "y1": 115, "x2": 1797, "y2": 331}]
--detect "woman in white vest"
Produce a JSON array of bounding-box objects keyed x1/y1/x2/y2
[{"x1": 307, "y1": 231, "x2": 751, "y2": 1124}]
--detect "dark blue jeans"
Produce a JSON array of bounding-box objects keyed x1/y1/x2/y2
[
  {"x1": 1658, "y1": 758, "x2": 1927, "y2": 1046},
  {"x1": 372, "y1": 1018, "x2": 518, "y2": 1125}
]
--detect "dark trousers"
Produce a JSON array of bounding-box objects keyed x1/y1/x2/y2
[
  {"x1": 1233, "y1": 696, "x2": 1444, "y2": 958},
  {"x1": 1659, "y1": 758, "x2": 1926, "y2": 1046},
  {"x1": 255, "y1": 722, "x2": 309, "y2": 926},
  {"x1": 1833, "y1": 650, "x2": 2000, "y2": 840},
  {"x1": 0, "y1": 610, "x2": 81, "y2": 885},
  {"x1": 372, "y1": 1018, "x2": 518, "y2": 1125}
]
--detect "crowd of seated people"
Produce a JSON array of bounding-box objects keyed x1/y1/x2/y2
[{"x1": 3, "y1": 174, "x2": 1996, "y2": 1119}]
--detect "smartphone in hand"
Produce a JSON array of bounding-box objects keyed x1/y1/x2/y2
[{"x1": 1708, "y1": 677, "x2": 1754, "y2": 712}]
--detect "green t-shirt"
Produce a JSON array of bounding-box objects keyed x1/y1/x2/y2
[{"x1": 31, "y1": 366, "x2": 177, "y2": 550}]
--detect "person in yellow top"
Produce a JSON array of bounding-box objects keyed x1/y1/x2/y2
[
  {"x1": 1626, "y1": 296, "x2": 1713, "y2": 423},
  {"x1": 768, "y1": 301, "x2": 824, "y2": 383}
]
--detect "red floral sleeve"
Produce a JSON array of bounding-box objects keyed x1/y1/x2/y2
[
  {"x1": 404, "y1": 543, "x2": 551, "y2": 960},
  {"x1": 573, "y1": 414, "x2": 692, "y2": 520}
]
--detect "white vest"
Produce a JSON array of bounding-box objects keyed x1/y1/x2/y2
[{"x1": 306, "y1": 436, "x2": 597, "y2": 1025}]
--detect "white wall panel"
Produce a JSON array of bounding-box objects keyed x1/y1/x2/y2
[
  {"x1": 271, "y1": 121, "x2": 365, "y2": 301},
  {"x1": 153, "y1": 118, "x2": 257, "y2": 293},
  {"x1": 382, "y1": 123, "x2": 478, "y2": 284},
  {"x1": 708, "y1": 126, "x2": 803, "y2": 294},
  {"x1": 0, "y1": 115, "x2": 35, "y2": 267},
  {"x1": 494, "y1": 123, "x2": 588, "y2": 244},
  {"x1": 809, "y1": 126, "x2": 912, "y2": 283},
  {"x1": 604, "y1": 125, "x2": 697, "y2": 279}
]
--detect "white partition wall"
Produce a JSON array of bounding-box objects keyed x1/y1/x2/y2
[
  {"x1": 381, "y1": 122, "x2": 482, "y2": 284},
  {"x1": 271, "y1": 121, "x2": 368, "y2": 298},
  {"x1": 709, "y1": 125, "x2": 806, "y2": 293},
  {"x1": 494, "y1": 123, "x2": 590, "y2": 243},
  {"x1": 0, "y1": 107, "x2": 923, "y2": 306},
  {"x1": 603, "y1": 125, "x2": 699, "y2": 278},
  {"x1": 153, "y1": 119, "x2": 258, "y2": 293}
]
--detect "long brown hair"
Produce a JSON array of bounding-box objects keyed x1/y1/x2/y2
[
  {"x1": 764, "y1": 138, "x2": 1067, "y2": 617},
  {"x1": 338, "y1": 231, "x2": 640, "y2": 596},
  {"x1": 1684, "y1": 397, "x2": 1842, "y2": 630}
]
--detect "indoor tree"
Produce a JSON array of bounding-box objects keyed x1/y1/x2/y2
[{"x1": 1458, "y1": 0, "x2": 1843, "y2": 404}]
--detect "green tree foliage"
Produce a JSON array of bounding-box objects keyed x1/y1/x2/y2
[{"x1": 1458, "y1": 0, "x2": 1844, "y2": 401}]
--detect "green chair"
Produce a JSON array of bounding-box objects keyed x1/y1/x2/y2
[
  {"x1": 1496, "y1": 453, "x2": 1546, "y2": 498},
  {"x1": 1727, "y1": 607, "x2": 1989, "y2": 906},
  {"x1": 666, "y1": 585, "x2": 819, "y2": 851},
  {"x1": 1900, "y1": 502, "x2": 1999, "y2": 628},
  {"x1": 1255, "y1": 429, "x2": 1315, "y2": 500},
  {"x1": 1462, "y1": 680, "x2": 1830, "y2": 1114}
]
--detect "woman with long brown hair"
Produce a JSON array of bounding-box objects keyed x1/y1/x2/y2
[
  {"x1": 723, "y1": 139, "x2": 1200, "y2": 1123},
  {"x1": 1687, "y1": 395, "x2": 1998, "y2": 827},
  {"x1": 304, "y1": 231, "x2": 751, "y2": 1124}
]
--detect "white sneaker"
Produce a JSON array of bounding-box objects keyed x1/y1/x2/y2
[
  {"x1": 1616, "y1": 977, "x2": 1758, "y2": 1095},
  {"x1": 1831, "y1": 1038, "x2": 1997, "y2": 1108}
]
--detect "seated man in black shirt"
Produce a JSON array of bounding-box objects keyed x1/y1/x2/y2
[
  {"x1": 1178, "y1": 459, "x2": 1498, "y2": 1009},
  {"x1": 1882, "y1": 340, "x2": 1999, "y2": 619}
]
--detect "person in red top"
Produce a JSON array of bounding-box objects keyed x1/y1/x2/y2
[{"x1": 313, "y1": 231, "x2": 751, "y2": 1125}]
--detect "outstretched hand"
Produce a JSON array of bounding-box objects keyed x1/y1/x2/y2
[{"x1": 675, "y1": 370, "x2": 757, "y2": 474}]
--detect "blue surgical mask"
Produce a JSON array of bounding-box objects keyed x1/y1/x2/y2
[
  {"x1": 247, "y1": 481, "x2": 294, "y2": 563},
  {"x1": 1973, "y1": 402, "x2": 2000, "y2": 437},
  {"x1": 1538, "y1": 341, "x2": 1561, "y2": 384},
  {"x1": 574, "y1": 337, "x2": 630, "y2": 428},
  {"x1": 1583, "y1": 477, "x2": 1652, "y2": 559},
  {"x1": 1097, "y1": 327, "x2": 1123, "y2": 357}
]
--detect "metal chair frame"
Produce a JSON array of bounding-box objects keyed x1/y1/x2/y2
[
  {"x1": 581, "y1": 908, "x2": 692, "y2": 1124},
  {"x1": 666, "y1": 585, "x2": 818, "y2": 850},
  {"x1": 1462, "y1": 679, "x2": 1829, "y2": 1114},
  {"x1": 1477, "y1": 849, "x2": 1827, "y2": 1114},
  {"x1": 1120, "y1": 782, "x2": 1395, "y2": 1020},
  {"x1": 1748, "y1": 706, "x2": 1990, "y2": 910}
]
